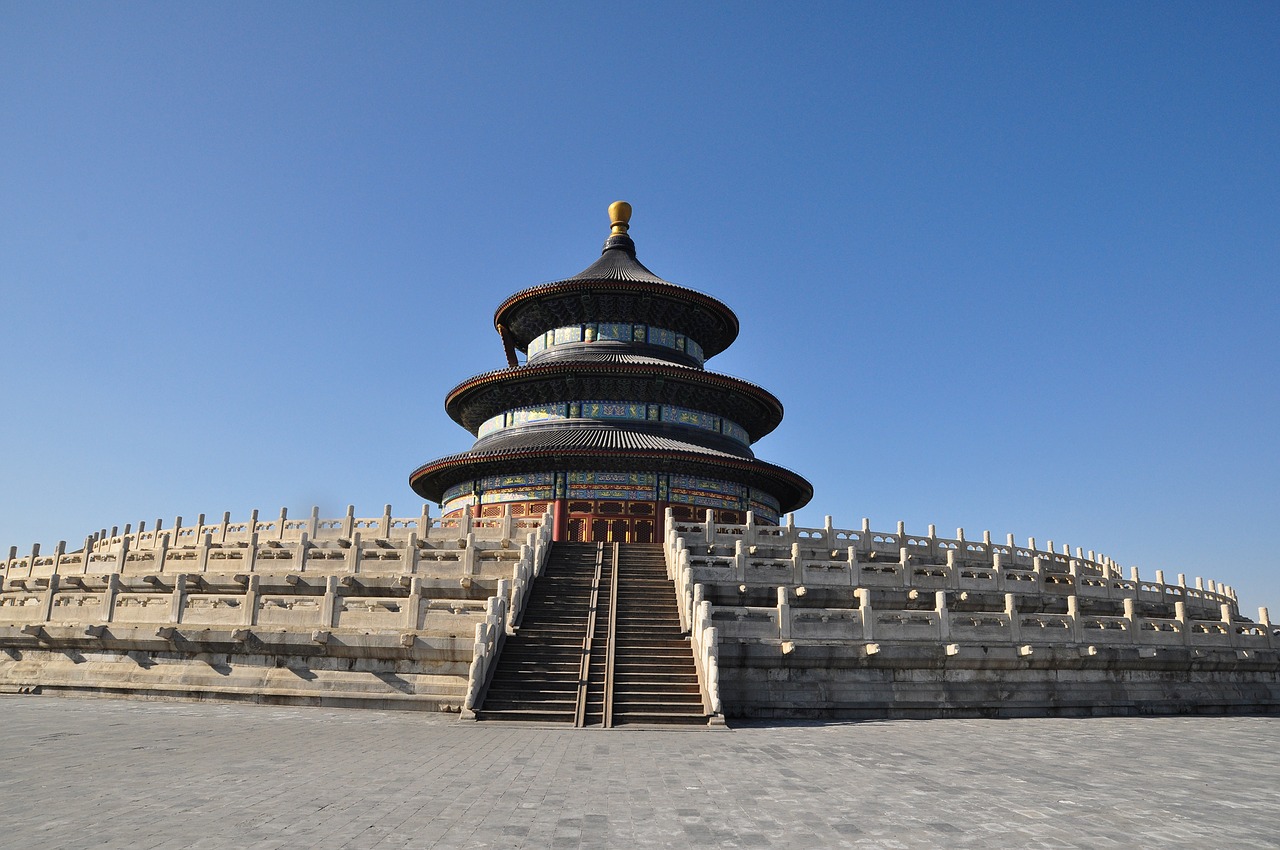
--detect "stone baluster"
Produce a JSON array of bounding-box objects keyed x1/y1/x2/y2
[
  {"x1": 155, "y1": 532, "x2": 168, "y2": 574},
  {"x1": 403, "y1": 577, "x2": 423, "y2": 630},
  {"x1": 100, "y1": 574, "x2": 120, "y2": 623},
  {"x1": 1122, "y1": 598, "x2": 1136, "y2": 642},
  {"x1": 169, "y1": 574, "x2": 187, "y2": 624},
  {"x1": 462, "y1": 533, "x2": 478, "y2": 576},
  {"x1": 320, "y1": 575, "x2": 340, "y2": 628},
  {"x1": 243, "y1": 575, "x2": 260, "y2": 626},
  {"x1": 1005, "y1": 593, "x2": 1020, "y2": 644},
  {"x1": 402, "y1": 532, "x2": 418, "y2": 574},
  {"x1": 346, "y1": 532, "x2": 362, "y2": 575},
  {"x1": 856, "y1": 587, "x2": 873, "y2": 641},
  {"x1": 116, "y1": 536, "x2": 130, "y2": 576},
  {"x1": 38, "y1": 573, "x2": 60, "y2": 622}
]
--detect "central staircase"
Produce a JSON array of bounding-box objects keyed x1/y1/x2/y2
[{"x1": 475, "y1": 542, "x2": 708, "y2": 726}]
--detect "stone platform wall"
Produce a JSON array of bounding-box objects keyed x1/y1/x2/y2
[
  {"x1": 0, "y1": 505, "x2": 551, "y2": 711},
  {"x1": 665, "y1": 511, "x2": 1280, "y2": 719}
]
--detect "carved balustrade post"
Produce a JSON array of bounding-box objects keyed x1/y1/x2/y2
[
  {"x1": 1005, "y1": 593, "x2": 1020, "y2": 644},
  {"x1": 856, "y1": 587, "x2": 873, "y2": 641},
  {"x1": 1122, "y1": 598, "x2": 1136, "y2": 643},
  {"x1": 1066, "y1": 594, "x2": 1082, "y2": 644}
]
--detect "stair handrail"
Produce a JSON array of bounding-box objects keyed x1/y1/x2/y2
[
  {"x1": 574, "y1": 542, "x2": 605, "y2": 727},
  {"x1": 460, "y1": 577, "x2": 510, "y2": 719},
  {"x1": 603, "y1": 542, "x2": 620, "y2": 728},
  {"x1": 505, "y1": 507, "x2": 555, "y2": 634},
  {"x1": 689, "y1": 584, "x2": 723, "y2": 717},
  {"x1": 663, "y1": 512, "x2": 724, "y2": 721},
  {"x1": 461, "y1": 508, "x2": 553, "y2": 719}
]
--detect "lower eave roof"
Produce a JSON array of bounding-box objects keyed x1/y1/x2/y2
[{"x1": 409, "y1": 442, "x2": 813, "y2": 513}]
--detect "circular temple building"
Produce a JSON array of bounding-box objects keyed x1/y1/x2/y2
[{"x1": 409, "y1": 202, "x2": 812, "y2": 543}]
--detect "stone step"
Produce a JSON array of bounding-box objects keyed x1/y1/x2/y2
[
  {"x1": 477, "y1": 708, "x2": 575, "y2": 723},
  {"x1": 613, "y1": 684, "x2": 700, "y2": 695},
  {"x1": 611, "y1": 665, "x2": 698, "y2": 675},
  {"x1": 611, "y1": 714, "x2": 708, "y2": 726}
]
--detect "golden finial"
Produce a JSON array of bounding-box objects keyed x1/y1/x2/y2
[{"x1": 609, "y1": 200, "x2": 632, "y2": 236}]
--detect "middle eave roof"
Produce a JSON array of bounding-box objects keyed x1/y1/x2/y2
[{"x1": 444, "y1": 360, "x2": 785, "y2": 441}]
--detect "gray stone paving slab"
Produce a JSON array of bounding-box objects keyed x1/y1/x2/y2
[{"x1": 0, "y1": 695, "x2": 1277, "y2": 848}]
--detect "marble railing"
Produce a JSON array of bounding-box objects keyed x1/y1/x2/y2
[
  {"x1": 664, "y1": 510, "x2": 1240, "y2": 614},
  {"x1": 663, "y1": 510, "x2": 1270, "y2": 656},
  {"x1": 701, "y1": 586, "x2": 1276, "y2": 654},
  {"x1": 0, "y1": 508, "x2": 553, "y2": 662},
  {"x1": 2, "y1": 505, "x2": 545, "y2": 582},
  {"x1": 3, "y1": 503, "x2": 546, "y2": 581}
]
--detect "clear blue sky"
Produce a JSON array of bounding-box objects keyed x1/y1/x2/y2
[{"x1": 3, "y1": 4, "x2": 1277, "y2": 615}]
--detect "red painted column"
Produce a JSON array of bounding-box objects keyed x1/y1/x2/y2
[{"x1": 552, "y1": 498, "x2": 566, "y2": 542}]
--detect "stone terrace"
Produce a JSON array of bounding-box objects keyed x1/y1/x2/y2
[{"x1": 1, "y1": 694, "x2": 1277, "y2": 848}]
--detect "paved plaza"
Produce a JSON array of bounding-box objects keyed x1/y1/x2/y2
[{"x1": 1, "y1": 695, "x2": 1277, "y2": 849}]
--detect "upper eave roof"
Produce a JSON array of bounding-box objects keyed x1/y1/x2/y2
[{"x1": 492, "y1": 238, "x2": 740, "y2": 358}]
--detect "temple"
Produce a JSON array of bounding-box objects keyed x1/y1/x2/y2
[
  {"x1": 1, "y1": 202, "x2": 1277, "y2": 722},
  {"x1": 409, "y1": 201, "x2": 812, "y2": 543}
]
